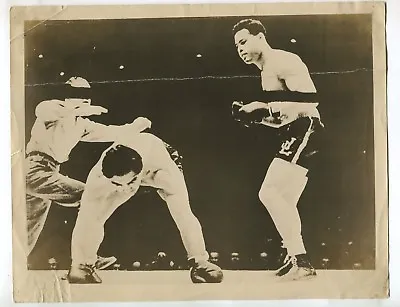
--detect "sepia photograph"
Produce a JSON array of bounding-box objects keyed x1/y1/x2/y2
[{"x1": 10, "y1": 2, "x2": 387, "y2": 302}]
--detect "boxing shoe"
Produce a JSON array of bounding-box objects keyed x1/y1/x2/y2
[
  {"x1": 67, "y1": 264, "x2": 102, "y2": 284},
  {"x1": 95, "y1": 255, "x2": 117, "y2": 270},
  {"x1": 274, "y1": 253, "x2": 292, "y2": 277},
  {"x1": 276, "y1": 253, "x2": 317, "y2": 281},
  {"x1": 189, "y1": 259, "x2": 223, "y2": 283}
]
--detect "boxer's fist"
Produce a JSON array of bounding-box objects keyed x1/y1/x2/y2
[
  {"x1": 232, "y1": 101, "x2": 244, "y2": 117},
  {"x1": 232, "y1": 101, "x2": 272, "y2": 126},
  {"x1": 189, "y1": 260, "x2": 223, "y2": 283},
  {"x1": 232, "y1": 101, "x2": 253, "y2": 126}
]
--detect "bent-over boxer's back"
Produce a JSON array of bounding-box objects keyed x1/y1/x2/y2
[
  {"x1": 82, "y1": 132, "x2": 184, "y2": 205},
  {"x1": 118, "y1": 132, "x2": 172, "y2": 167},
  {"x1": 87, "y1": 133, "x2": 178, "y2": 182},
  {"x1": 122, "y1": 133, "x2": 186, "y2": 190}
]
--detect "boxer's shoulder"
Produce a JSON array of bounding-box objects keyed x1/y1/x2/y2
[
  {"x1": 84, "y1": 162, "x2": 111, "y2": 192},
  {"x1": 138, "y1": 132, "x2": 162, "y2": 141},
  {"x1": 116, "y1": 132, "x2": 160, "y2": 147},
  {"x1": 117, "y1": 133, "x2": 166, "y2": 162},
  {"x1": 135, "y1": 133, "x2": 166, "y2": 150},
  {"x1": 271, "y1": 49, "x2": 303, "y2": 71},
  {"x1": 272, "y1": 49, "x2": 301, "y2": 62}
]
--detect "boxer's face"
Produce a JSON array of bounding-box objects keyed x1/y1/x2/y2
[
  {"x1": 234, "y1": 29, "x2": 263, "y2": 65},
  {"x1": 110, "y1": 170, "x2": 141, "y2": 187}
]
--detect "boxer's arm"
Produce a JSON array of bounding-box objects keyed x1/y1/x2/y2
[
  {"x1": 239, "y1": 101, "x2": 271, "y2": 113},
  {"x1": 233, "y1": 99, "x2": 312, "y2": 129},
  {"x1": 238, "y1": 56, "x2": 317, "y2": 109},
  {"x1": 81, "y1": 162, "x2": 139, "y2": 215},
  {"x1": 163, "y1": 141, "x2": 184, "y2": 173},
  {"x1": 257, "y1": 55, "x2": 319, "y2": 126},
  {"x1": 232, "y1": 101, "x2": 278, "y2": 128},
  {"x1": 155, "y1": 169, "x2": 188, "y2": 200},
  {"x1": 150, "y1": 142, "x2": 187, "y2": 197},
  {"x1": 80, "y1": 164, "x2": 112, "y2": 207},
  {"x1": 82, "y1": 181, "x2": 138, "y2": 214},
  {"x1": 79, "y1": 117, "x2": 151, "y2": 142},
  {"x1": 281, "y1": 54, "x2": 317, "y2": 94}
]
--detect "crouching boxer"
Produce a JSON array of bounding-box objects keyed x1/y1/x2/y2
[{"x1": 67, "y1": 132, "x2": 223, "y2": 284}]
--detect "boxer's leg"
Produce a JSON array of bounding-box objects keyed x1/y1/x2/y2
[
  {"x1": 259, "y1": 158, "x2": 308, "y2": 257},
  {"x1": 258, "y1": 117, "x2": 318, "y2": 280}
]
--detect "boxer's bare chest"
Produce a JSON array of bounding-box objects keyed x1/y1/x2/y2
[{"x1": 260, "y1": 60, "x2": 287, "y2": 91}]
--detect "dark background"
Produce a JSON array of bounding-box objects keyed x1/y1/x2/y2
[{"x1": 24, "y1": 14, "x2": 375, "y2": 270}]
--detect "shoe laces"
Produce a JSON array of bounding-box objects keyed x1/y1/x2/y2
[
  {"x1": 84, "y1": 264, "x2": 96, "y2": 274},
  {"x1": 277, "y1": 254, "x2": 293, "y2": 271},
  {"x1": 291, "y1": 256, "x2": 298, "y2": 267}
]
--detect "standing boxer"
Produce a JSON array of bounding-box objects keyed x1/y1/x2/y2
[
  {"x1": 232, "y1": 19, "x2": 324, "y2": 280},
  {"x1": 25, "y1": 76, "x2": 151, "y2": 269},
  {"x1": 67, "y1": 132, "x2": 223, "y2": 284}
]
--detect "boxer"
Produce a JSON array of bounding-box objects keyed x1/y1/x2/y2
[
  {"x1": 232, "y1": 19, "x2": 324, "y2": 280},
  {"x1": 67, "y1": 132, "x2": 223, "y2": 284}
]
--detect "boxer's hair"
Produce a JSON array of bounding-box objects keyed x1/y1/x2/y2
[
  {"x1": 102, "y1": 145, "x2": 143, "y2": 178},
  {"x1": 232, "y1": 19, "x2": 266, "y2": 37}
]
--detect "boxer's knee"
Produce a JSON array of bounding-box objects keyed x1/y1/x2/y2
[{"x1": 258, "y1": 182, "x2": 280, "y2": 209}]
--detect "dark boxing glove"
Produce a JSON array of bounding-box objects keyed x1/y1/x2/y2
[
  {"x1": 232, "y1": 101, "x2": 271, "y2": 126},
  {"x1": 189, "y1": 259, "x2": 223, "y2": 283}
]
